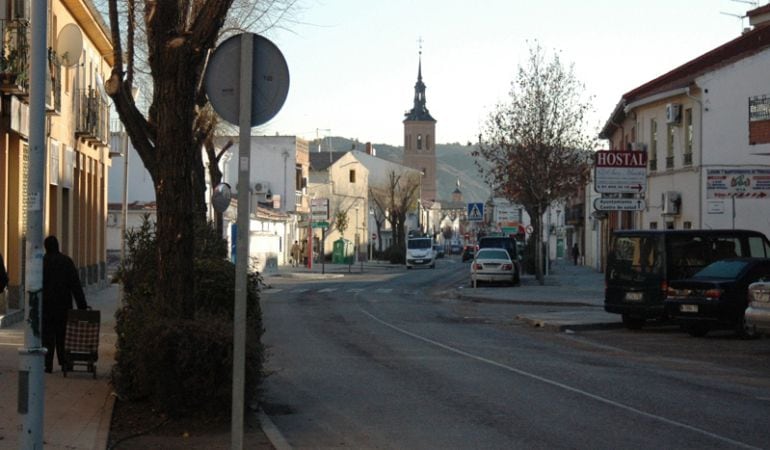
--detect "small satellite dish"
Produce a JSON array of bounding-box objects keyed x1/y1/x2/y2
[{"x1": 56, "y1": 24, "x2": 83, "y2": 67}]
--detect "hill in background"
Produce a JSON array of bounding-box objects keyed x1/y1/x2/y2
[{"x1": 310, "y1": 137, "x2": 491, "y2": 204}]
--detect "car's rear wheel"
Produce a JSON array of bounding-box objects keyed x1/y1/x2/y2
[
  {"x1": 686, "y1": 323, "x2": 710, "y2": 337},
  {"x1": 621, "y1": 314, "x2": 645, "y2": 330},
  {"x1": 738, "y1": 315, "x2": 758, "y2": 339}
]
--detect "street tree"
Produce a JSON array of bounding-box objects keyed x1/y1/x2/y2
[
  {"x1": 104, "y1": 0, "x2": 297, "y2": 316},
  {"x1": 473, "y1": 42, "x2": 595, "y2": 284},
  {"x1": 369, "y1": 169, "x2": 421, "y2": 256}
]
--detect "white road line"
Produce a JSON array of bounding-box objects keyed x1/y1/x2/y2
[
  {"x1": 374, "y1": 288, "x2": 392, "y2": 293},
  {"x1": 348, "y1": 288, "x2": 364, "y2": 293},
  {"x1": 318, "y1": 288, "x2": 337, "y2": 293},
  {"x1": 360, "y1": 309, "x2": 760, "y2": 450}
]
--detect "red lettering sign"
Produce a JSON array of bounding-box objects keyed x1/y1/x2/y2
[{"x1": 595, "y1": 150, "x2": 647, "y2": 167}]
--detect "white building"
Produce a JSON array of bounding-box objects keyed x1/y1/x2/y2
[{"x1": 596, "y1": 6, "x2": 770, "y2": 269}]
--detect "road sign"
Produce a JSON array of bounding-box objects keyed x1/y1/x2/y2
[
  {"x1": 371, "y1": 233, "x2": 377, "y2": 240},
  {"x1": 310, "y1": 198, "x2": 329, "y2": 221},
  {"x1": 467, "y1": 202, "x2": 484, "y2": 222},
  {"x1": 593, "y1": 198, "x2": 646, "y2": 211},
  {"x1": 594, "y1": 150, "x2": 647, "y2": 194},
  {"x1": 311, "y1": 221, "x2": 329, "y2": 229}
]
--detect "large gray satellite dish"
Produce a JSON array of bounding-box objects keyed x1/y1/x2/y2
[
  {"x1": 204, "y1": 33, "x2": 289, "y2": 127},
  {"x1": 56, "y1": 23, "x2": 83, "y2": 67}
]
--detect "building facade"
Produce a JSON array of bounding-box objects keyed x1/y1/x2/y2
[
  {"x1": 595, "y1": 5, "x2": 770, "y2": 270},
  {"x1": 1, "y1": 0, "x2": 113, "y2": 319}
]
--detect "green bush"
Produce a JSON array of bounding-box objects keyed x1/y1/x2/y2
[
  {"x1": 112, "y1": 217, "x2": 264, "y2": 416},
  {"x1": 384, "y1": 245, "x2": 405, "y2": 264}
]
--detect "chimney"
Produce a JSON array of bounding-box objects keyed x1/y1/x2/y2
[
  {"x1": 747, "y1": 4, "x2": 770, "y2": 29},
  {"x1": 365, "y1": 142, "x2": 373, "y2": 155}
]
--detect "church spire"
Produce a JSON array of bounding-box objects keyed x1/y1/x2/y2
[{"x1": 404, "y1": 43, "x2": 435, "y2": 122}]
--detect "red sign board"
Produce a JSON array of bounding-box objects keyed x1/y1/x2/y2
[{"x1": 595, "y1": 150, "x2": 647, "y2": 167}]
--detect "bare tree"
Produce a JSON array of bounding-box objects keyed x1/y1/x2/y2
[
  {"x1": 369, "y1": 170, "x2": 421, "y2": 254},
  {"x1": 104, "y1": 0, "x2": 297, "y2": 316},
  {"x1": 473, "y1": 42, "x2": 595, "y2": 284}
]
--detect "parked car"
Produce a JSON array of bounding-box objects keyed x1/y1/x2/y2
[
  {"x1": 477, "y1": 236, "x2": 521, "y2": 284},
  {"x1": 462, "y1": 245, "x2": 475, "y2": 262},
  {"x1": 470, "y1": 248, "x2": 518, "y2": 287},
  {"x1": 605, "y1": 229, "x2": 770, "y2": 330},
  {"x1": 745, "y1": 281, "x2": 770, "y2": 336},
  {"x1": 433, "y1": 244, "x2": 445, "y2": 259},
  {"x1": 450, "y1": 243, "x2": 463, "y2": 255},
  {"x1": 664, "y1": 258, "x2": 770, "y2": 337}
]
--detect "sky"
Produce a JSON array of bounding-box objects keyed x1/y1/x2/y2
[{"x1": 259, "y1": 0, "x2": 763, "y2": 147}]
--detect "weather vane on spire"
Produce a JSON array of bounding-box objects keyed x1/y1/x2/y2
[{"x1": 417, "y1": 36, "x2": 423, "y2": 55}]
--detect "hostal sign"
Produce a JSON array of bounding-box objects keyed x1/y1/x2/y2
[{"x1": 594, "y1": 150, "x2": 648, "y2": 194}]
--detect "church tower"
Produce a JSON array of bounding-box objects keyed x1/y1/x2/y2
[{"x1": 403, "y1": 49, "x2": 437, "y2": 205}]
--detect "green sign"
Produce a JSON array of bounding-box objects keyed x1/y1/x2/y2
[{"x1": 312, "y1": 221, "x2": 329, "y2": 229}]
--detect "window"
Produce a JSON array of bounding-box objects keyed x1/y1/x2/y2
[
  {"x1": 649, "y1": 222, "x2": 658, "y2": 230},
  {"x1": 666, "y1": 124, "x2": 675, "y2": 169},
  {"x1": 650, "y1": 119, "x2": 658, "y2": 170},
  {"x1": 417, "y1": 134, "x2": 423, "y2": 150},
  {"x1": 684, "y1": 221, "x2": 692, "y2": 229},
  {"x1": 349, "y1": 169, "x2": 356, "y2": 183},
  {"x1": 685, "y1": 108, "x2": 693, "y2": 154}
]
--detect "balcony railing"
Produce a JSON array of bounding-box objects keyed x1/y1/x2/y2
[
  {"x1": 649, "y1": 159, "x2": 657, "y2": 171},
  {"x1": 46, "y1": 49, "x2": 62, "y2": 114},
  {"x1": 666, "y1": 156, "x2": 674, "y2": 169},
  {"x1": 75, "y1": 88, "x2": 110, "y2": 146},
  {"x1": 683, "y1": 152, "x2": 692, "y2": 166},
  {"x1": 0, "y1": 18, "x2": 29, "y2": 96}
]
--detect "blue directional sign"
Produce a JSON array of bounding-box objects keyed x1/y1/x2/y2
[{"x1": 467, "y1": 202, "x2": 484, "y2": 222}]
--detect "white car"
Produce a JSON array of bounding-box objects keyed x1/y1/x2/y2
[
  {"x1": 470, "y1": 248, "x2": 517, "y2": 287},
  {"x1": 745, "y1": 281, "x2": 770, "y2": 336}
]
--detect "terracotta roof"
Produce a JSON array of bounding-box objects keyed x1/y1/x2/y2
[
  {"x1": 623, "y1": 25, "x2": 770, "y2": 103},
  {"x1": 747, "y1": 4, "x2": 770, "y2": 18}
]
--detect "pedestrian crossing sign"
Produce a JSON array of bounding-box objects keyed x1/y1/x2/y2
[{"x1": 467, "y1": 202, "x2": 484, "y2": 222}]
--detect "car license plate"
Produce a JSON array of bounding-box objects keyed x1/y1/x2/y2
[
  {"x1": 414, "y1": 259, "x2": 423, "y2": 263},
  {"x1": 680, "y1": 304, "x2": 698, "y2": 313},
  {"x1": 625, "y1": 292, "x2": 643, "y2": 301}
]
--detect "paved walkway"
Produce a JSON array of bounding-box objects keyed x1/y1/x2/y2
[{"x1": 0, "y1": 283, "x2": 119, "y2": 449}]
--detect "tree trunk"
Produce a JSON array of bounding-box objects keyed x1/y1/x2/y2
[{"x1": 153, "y1": 55, "x2": 201, "y2": 319}]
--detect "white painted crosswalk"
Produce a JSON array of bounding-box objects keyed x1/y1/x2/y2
[{"x1": 263, "y1": 287, "x2": 395, "y2": 296}]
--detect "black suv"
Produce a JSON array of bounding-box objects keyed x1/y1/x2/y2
[{"x1": 477, "y1": 236, "x2": 521, "y2": 285}]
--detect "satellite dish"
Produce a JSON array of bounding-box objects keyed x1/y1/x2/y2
[{"x1": 56, "y1": 24, "x2": 83, "y2": 67}]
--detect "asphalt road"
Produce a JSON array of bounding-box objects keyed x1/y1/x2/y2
[{"x1": 261, "y1": 258, "x2": 770, "y2": 449}]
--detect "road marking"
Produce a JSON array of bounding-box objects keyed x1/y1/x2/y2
[
  {"x1": 348, "y1": 288, "x2": 364, "y2": 293},
  {"x1": 374, "y1": 288, "x2": 392, "y2": 294},
  {"x1": 360, "y1": 309, "x2": 760, "y2": 450},
  {"x1": 318, "y1": 288, "x2": 337, "y2": 293}
]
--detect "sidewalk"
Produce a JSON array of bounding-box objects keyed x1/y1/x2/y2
[
  {"x1": 0, "y1": 283, "x2": 119, "y2": 449},
  {"x1": 456, "y1": 258, "x2": 622, "y2": 331}
]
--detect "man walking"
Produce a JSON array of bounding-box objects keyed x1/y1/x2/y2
[
  {"x1": 43, "y1": 235, "x2": 88, "y2": 373},
  {"x1": 291, "y1": 240, "x2": 301, "y2": 268}
]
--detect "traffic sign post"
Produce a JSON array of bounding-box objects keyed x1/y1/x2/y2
[
  {"x1": 467, "y1": 202, "x2": 484, "y2": 222},
  {"x1": 594, "y1": 150, "x2": 648, "y2": 194}
]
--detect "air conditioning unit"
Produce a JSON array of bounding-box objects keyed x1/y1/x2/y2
[
  {"x1": 253, "y1": 181, "x2": 270, "y2": 194},
  {"x1": 662, "y1": 191, "x2": 681, "y2": 215},
  {"x1": 665, "y1": 103, "x2": 682, "y2": 125}
]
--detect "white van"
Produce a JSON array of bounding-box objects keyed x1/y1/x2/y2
[{"x1": 406, "y1": 237, "x2": 435, "y2": 269}]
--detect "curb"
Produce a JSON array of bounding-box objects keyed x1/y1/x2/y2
[
  {"x1": 454, "y1": 292, "x2": 598, "y2": 308},
  {"x1": 516, "y1": 314, "x2": 625, "y2": 332},
  {"x1": 257, "y1": 408, "x2": 292, "y2": 450}
]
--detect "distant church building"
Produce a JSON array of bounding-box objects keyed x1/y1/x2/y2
[{"x1": 403, "y1": 51, "x2": 437, "y2": 205}]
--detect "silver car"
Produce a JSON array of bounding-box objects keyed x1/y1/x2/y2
[{"x1": 745, "y1": 281, "x2": 770, "y2": 336}]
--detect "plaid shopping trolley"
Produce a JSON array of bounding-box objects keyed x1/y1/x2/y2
[{"x1": 63, "y1": 309, "x2": 100, "y2": 378}]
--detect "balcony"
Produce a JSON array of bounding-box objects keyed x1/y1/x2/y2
[
  {"x1": 0, "y1": 19, "x2": 29, "y2": 96},
  {"x1": 649, "y1": 159, "x2": 657, "y2": 171},
  {"x1": 75, "y1": 88, "x2": 110, "y2": 146},
  {"x1": 46, "y1": 49, "x2": 62, "y2": 114},
  {"x1": 683, "y1": 152, "x2": 692, "y2": 166},
  {"x1": 666, "y1": 156, "x2": 674, "y2": 169}
]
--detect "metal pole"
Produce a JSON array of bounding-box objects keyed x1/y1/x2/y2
[
  {"x1": 231, "y1": 33, "x2": 253, "y2": 450},
  {"x1": 19, "y1": 2, "x2": 48, "y2": 448},
  {"x1": 120, "y1": 127, "x2": 129, "y2": 263}
]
